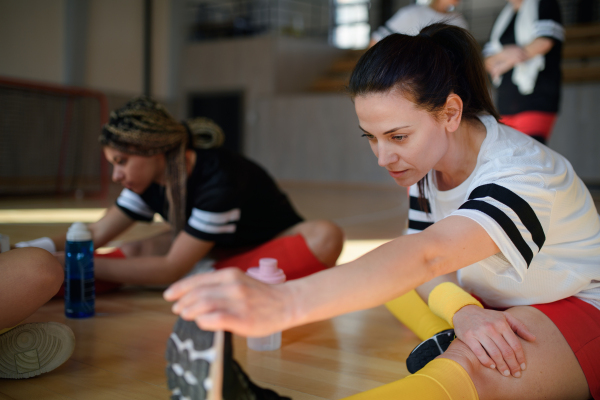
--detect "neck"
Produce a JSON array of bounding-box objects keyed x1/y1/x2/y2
[{"x1": 433, "y1": 118, "x2": 486, "y2": 191}]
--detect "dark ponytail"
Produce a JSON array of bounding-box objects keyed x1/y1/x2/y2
[{"x1": 347, "y1": 23, "x2": 499, "y2": 212}]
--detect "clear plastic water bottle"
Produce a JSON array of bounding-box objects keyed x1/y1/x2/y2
[
  {"x1": 65, "y1": 222, "x2": 95, "y2": 318},
  {"x1": 246, "y1": 258, "x2": 286, "y2": 351}
]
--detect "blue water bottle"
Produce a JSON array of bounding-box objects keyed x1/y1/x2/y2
[{"x1": 65, "y1": 222, "x2": 95, "y2": 318}]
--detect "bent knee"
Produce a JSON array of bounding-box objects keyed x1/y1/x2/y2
[
  {"x1": 314, "y1": 220, "x2": 344, "y2": 244},
  {"x1": 17, "y1": 248, "x2": 63, "y2": 292},
  {"x1": 438, "y1": 339, "x2": 487, "y2": 383},
  {"x1": 303, "y1": 220, "x2": 344, "y2": 265}
]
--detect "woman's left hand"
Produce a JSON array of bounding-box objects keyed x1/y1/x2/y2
[
  {"x1": 453, "y1": 305, "x2": 536, "y2": 378},
  {"x1": 164, "y1": 268, "x2": 296, "y2": 337}
]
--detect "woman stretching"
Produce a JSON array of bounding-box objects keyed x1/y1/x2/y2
[
  {"x1": 165, "y1": 24, "x2": 599, "y2": 400},
  {"x1": 15, "y1": 98, "x2": 343, "y2": 285}
]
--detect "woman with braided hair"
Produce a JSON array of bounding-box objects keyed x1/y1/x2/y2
[{"x1": 16, "y1": 97, "x2": 343, "y2": 285}]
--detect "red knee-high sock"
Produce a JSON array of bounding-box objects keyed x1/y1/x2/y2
[{"x1": 214, "y1": 234, "x2": 327, "y2": 280}]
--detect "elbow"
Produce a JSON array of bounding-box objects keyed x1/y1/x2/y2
[
  {"x1": 528, "y1": 38, "x2": 554, "y2": 58},
  {"x1": 540, "y1": 38, "x2": 554, "y2": 52},
  {"x1": 420, "y1": 238, "x2": 450, "y2": 284}
]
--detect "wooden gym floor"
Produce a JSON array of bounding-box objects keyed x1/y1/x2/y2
[{"x1": 0, "y1": 181, "x2": 417, "y2": 399}]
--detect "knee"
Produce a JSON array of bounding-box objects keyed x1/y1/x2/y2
[
  {"x1": 438, "y1": 339, "x2": 486, "y2": 386},
  {"x1": 17, "y1": 248, "x2": 64, "y2": 293},
  {"x1": 303, "y1": 220, "x2": 344, "y2": 264},
  {"x1": 314, "y1": 220, "x2": 344, "y2": 245}
]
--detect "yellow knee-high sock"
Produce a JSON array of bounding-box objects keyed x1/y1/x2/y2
[
  {"x1": 385, "y1": 290, "x2": 452, "y2": 341},
  {"x1": 343, "y1": 358, "x2": 479, "y2": 400}
]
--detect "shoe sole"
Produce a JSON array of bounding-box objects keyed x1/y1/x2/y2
[
  {"x1": 0, "y1": 322, "x2": 75, "y2": 379},
  {"x1": 166, "y1": 318, "x2": 224, "y2": 400},
  {"x1": 406, "y1": 329, "x2": 454, "y2": 374}
]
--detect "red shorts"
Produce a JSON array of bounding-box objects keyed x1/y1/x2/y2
[
  {"x1": 500, "y1": 111, "x2": 557, "y2": 140},
  {"x1": 532, "y1": 297, "x2": 600, "y2": 399},
  {"x1": 214, "y1": 234, "x2": 327, "y2": 280}
]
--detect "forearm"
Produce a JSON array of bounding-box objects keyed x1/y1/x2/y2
[
  {"x1": 523, "y1": 37, "x2": 554, "y2": 59},
  {"x1": 95, "y1": 255, "x2": 193, "y2": 285},
  {"x1": 285, "y1": 216, "x2": 498, "y2": 329},
  {"x1": 51, "y1": 224, "x2": 117, "y2": 252},
  {"x1": 287, "y1": 233, "x2": 436, "y2": 327},
  {"x1": 52, "y1": 207, "x2": 135, "y2": 251}
]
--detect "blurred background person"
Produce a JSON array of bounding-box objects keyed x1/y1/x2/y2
[
  {"x1": 484, "y1": 0, "x2": 564, "y2": 145},
  {"x1": 370, "y1": 0, "x2": 467, "y2": 45}
]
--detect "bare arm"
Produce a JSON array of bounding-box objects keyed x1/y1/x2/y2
[
  {"x1": 485, "y1": 38, "x2": 555, "y2": 81},
  {"x1": 288, "y1": 216, "x2": 499, "y2": 327},
  {"x1": 523, "y1": 37, "x2": 554, "y2": 58},
  {"x1": 165, "y1": 215, "x2": 499, "y2": 336},
  {"x1": 94, "y1": 230, "x2": 215, "y2": 285},
  {"x1": 51, "y1": 206, "x2": 135, "y2": 251}
]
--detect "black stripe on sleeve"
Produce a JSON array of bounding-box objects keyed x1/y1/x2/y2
[
  {"x1": 459, "y1": 200, "x2": 533, "y2": 266},
  {"x1": 409, "y1": 196, "x2": 431, "y2": 212},
  {"x1": 468, "y1": 184, "x2": 545, "y2": 250},
  {"x1": 408, "y1": 220, "x2": 433, "y2": 231}
]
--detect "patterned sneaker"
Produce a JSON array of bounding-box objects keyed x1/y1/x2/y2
[
  {"x1": 0, "y1": 322, "x2": 75, "y2": 379},
  {"x1": 406, "y1": 329, "x2": 455, "y2": 374},
  {"x1": 166, "y1": 318, "x2": 291, "y2": 400}
]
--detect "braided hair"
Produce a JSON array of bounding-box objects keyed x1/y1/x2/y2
[{"x1": 99, "y1": 97, "x2": 224, "y2": 234}]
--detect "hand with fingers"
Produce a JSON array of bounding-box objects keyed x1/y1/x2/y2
[
  {"x1": 452, "y1": 305, "x2": 536, "y2": 378},
  {"x1": 163, "y1": 267, "x2": 296, "y2": 337},
  {"x1": 485, "y1": 45, "x2": 529, "y2": 81}
]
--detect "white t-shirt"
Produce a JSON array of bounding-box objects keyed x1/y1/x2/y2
[
  {"x1": 407, "y1": 115, "x2": 600, "y2": 310},
  {"x1": 371, "y1": 4, "x2": 468, "y2": 41}
]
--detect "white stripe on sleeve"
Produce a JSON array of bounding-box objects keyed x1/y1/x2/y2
[
  {"x1": 187, "y1": 208, "x2": 241, "y2": 235},
  {"x1": 534, "y1": 20, "x2": 564, "y2": 41},
  {"x1": 190, "y1": 208, "x2": 240, "y2": 225},
  {"x1": 116, "y1": 189, "x2": 154, "y2": 219}
]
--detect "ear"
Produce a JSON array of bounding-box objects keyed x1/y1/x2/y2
[{"x1": 443, "y1": 94, "x2": 463, "y2": 133}]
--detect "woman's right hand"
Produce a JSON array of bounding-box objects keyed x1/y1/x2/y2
[
  {"x1": 485, "y1": 45, "x2": 528, "y2": 81},
  {"x1": 453, "y1": 305, "x2": 536, "y2": 378},
  {"x1": 164, "y1": 268, "x2": 297, "y2": 337}
]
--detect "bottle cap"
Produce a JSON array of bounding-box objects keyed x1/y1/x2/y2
[
  {"x1": 246, "y1": 258, "x2": 286, "y2": 284},
  {"x1": 66, "y1": 222, "x2": 92, "y2": 242}
]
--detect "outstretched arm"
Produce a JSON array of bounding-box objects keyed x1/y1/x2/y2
[
  {"x1": 165, "y1": 215, "x2": 499, "y2": 334},
  {"x1": 166, "y1": 215, "x2": 536, "y2": 377},
  {"x1": 94, "y1": 230, "x2": 215, "y2": 284},
  {"x1": 50, "y1": 205, "x2": 136, "y2": 251}
]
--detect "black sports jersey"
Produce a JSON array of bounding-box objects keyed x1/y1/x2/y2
[
  {"x1": 116, "y1": 148, "x2": 303, "y2": 248},
  {"x1": 496, "y1": 0, "x2": 563, "y2": 115}
]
